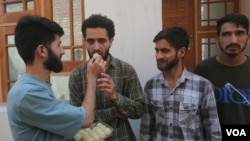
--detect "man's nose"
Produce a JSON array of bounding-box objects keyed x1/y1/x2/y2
[
  {"x1": 92, "y1": 41, "x2": 101, "y2": 49},
  {"x1": 230, "y1": 34, "x2": 238, "y2": 43}
]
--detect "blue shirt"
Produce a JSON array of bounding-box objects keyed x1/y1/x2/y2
[
  {"x1": 7, "y1": 73, "x2": 85, "y2": 141},
  {"x1": 139, "y1": 68, "x2": 222, "y2": 141}
]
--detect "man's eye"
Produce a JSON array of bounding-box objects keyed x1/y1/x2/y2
[
  {"x1": 221, "y1": 32, "x2": 231, "y2": 36},
  {"x1": 155, "y1": 48, "x2": 169, "y2": 53},
  {"x1": 87, "y1": 39, "x2": 95, "y2": 44},
  {"x1": 236, "y1": 31, "x2": 247, "y2": 36},
  {"x1": 161, "y1": 49, "x2": 169, "y2": 53},
  {"x1": 98, "y1": 39, "x2": 107, "y2": 44},
  {"x1": 86, "y1": 39, "x2": 107, "y2": 44}
]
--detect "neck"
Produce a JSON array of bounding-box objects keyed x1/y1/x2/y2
[
  {"x1": 26, "y1": 64, "x2": 50, "y2": 82},
  {"x1": 163, "y1": 64, "x2": 183, "y2": 88},
  {"x1": 216, "y1": 54, "x2": 247, "y2": 66}
]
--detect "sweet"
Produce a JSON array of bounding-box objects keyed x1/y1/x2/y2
[
  {"x1": 92, "y1": 53, "x2": 99, "y2": 60},
  {"x1": 74, "y1": 122, "x2": 113, "y2": 141}
]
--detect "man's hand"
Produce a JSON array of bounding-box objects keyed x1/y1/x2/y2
[
  {"x1": 87, "y1": 55, "x2": 106, "y2": 78},
  {"x1": 96, "y1": 73, "x2": 117, "y2": 101},
  {"x1": 113, "y1": 108, "x2": 128, "y2": 120}
]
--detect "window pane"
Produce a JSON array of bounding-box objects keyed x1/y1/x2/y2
[
  {"x1": 201, "y1": 4, "x2": 208, "y2": 20},
  {"x1": 210, "y1": 3, "x2": 225, "y2": 19},
  {"x1": 27, "y1": 1, "x2": 34, "y2": 10},
  {"x1": 53, "y1": 0, "x2": 70, "y2": 46},
  {"x1": 5, "y1": 0, "x2": 34, "y2": 12},
  {"x1": 226, "y1": 2, "x2": 234, "y2": 14},
  {"x1": 73, "y1": 0, "x2": 83, "y2": 45},
  {"x1": 201, "y1": 37, "x2": 219, "y2": 60},
  {"x1": 211, "y1": 38, "x2": 216, "y2": 42},
  {"x1": 74, "y1": 48, "x2": 83, "y2": 60},
  {"x1": 7, "y1": 35, "x2": 14, "y2": 44},
  {"x1": 210, "y1": 0, "x2": 223, "y2": 1},
  {"x1": 202, "y1": 44, "x2": 208, "y2": 60},
  {"x1": 201, "y1": 21, "x2": 208, "y2": 26},
  {"x1": 209, "y1": 20, "x2": 217, "y2": 25},
  {"x1": 8, "y1": 47, "x2": 25, "y2": 80},
  {"x1": 61, "y1": 49, "x2": 71, "y2": 61},
  {"x1": 202, "y1": 38, "x2": 208, "y2": 43},
  {"x1": 5, "y1": 3, "x2": 23, "y2": 12},
  {"x1": 210, "y1": 43, "x2": 220, "y2": 57}
]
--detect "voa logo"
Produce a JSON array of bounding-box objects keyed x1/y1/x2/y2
[{"x1": 226, "y1": 129, "x2": 246, "y2": 136}]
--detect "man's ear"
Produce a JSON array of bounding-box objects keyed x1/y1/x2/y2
[
  {"x1": 178, "y1": 47, "x2": 186, "y2": 58},
  {"x1": 109, "y1": 38, "x2": 114, "y2": 46},
  {"x1": 36, "y1": 45, "x2": 47, "y2": 58}
]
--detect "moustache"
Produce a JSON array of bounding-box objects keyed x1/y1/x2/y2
[{"x1": 226, "y1": 43, "x2": 241, "y2": 49}]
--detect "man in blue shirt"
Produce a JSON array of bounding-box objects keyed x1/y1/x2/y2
[{"x1": 7, "y1": 15, "x2": 105, "y2": 141}]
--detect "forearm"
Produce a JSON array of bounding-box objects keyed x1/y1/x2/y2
[{"x1": 81, "y1": 76, "x2": 97, "y2": 127}]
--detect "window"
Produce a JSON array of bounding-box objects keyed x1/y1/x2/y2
[
  {"x1": 0, "y1": 0, "x2": 37, "y2": 23},
  {"x1": 0, "y1": 0, "x2": 86, "y2": 102},
  {"x1": 52, "y1": 0, "x2": 86, "y2": 72},
  {"x1": 196, "y1": 0, "x2": 238, "y2": 61}
]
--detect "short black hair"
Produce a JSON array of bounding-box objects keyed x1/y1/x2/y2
[
  {"x1": 81, "y1": 14, "x2": 115, "y2": 39},
  {"x1": 216, "y1": 13, "x2": 249, "y2": 36},
  {"x1": 153, "y1": 26, "x2": 189, "y2": 50},
  {"x1": 15, "y1": 15, "x2": 64, "y2": 65}
]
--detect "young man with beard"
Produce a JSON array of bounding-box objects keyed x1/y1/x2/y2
[
  {"x1": 139, "y1": 27, "x2": 221, "y2": 140},
  {"x1": 194, "y1": 13, "x2": 250, "y2": 129},
  {"x1": 69, "y1": 14, "x2": 144, "y2": 141},
  {"x1": 7, "y1": 15, "x2": 105, "y2": 141}
]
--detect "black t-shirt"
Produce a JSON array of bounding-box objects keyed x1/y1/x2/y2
[{"x1": 194, "y1": 56, "x2": 250, "y2": 125}]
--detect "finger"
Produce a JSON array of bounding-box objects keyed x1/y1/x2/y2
[{"x1": 100, "y1": 73, "x2": 111, "y2": 79}]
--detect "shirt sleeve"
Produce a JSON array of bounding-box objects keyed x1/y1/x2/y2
[
  {"x1": 113, "y1": 67, "x2": 144, "y2": 119},
  {"x1": 21, "y1": 92, "x2": 85, "y2": 137},
  {"x1": 201, "y1": 82, "x2": 222, "y2": 140},
  {"x1": 139, "y1": 81, "x2": 154, "y2": 141}
]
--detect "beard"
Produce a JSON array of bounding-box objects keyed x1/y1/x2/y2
[
  {"x1": 157, "y1": 53, "x2": 179, "y2": 71},
  {"x1": 219, "y1": 41, "x2": 247, "y2": 57},
  {"x1": 88, "y1": 47, "x2": 110, "y2": 61},
  {"x1": 43, "y1": 47, "x2": 63, "y2": 73}
]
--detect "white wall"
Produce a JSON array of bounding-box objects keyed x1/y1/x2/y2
[{"x1": 85, "y1": 0, "x2": 162, "y2": 140}]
